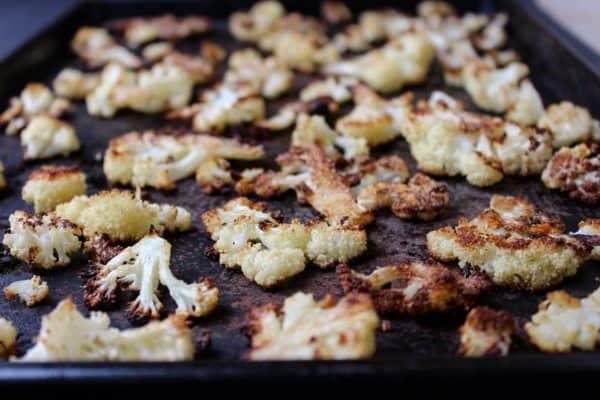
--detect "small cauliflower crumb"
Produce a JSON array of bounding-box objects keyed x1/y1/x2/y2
[
  {"x1": 538, "y1": 102, "x2": 600, "y2": 148},
  {"x1": 71, "y1": 26, "x2": 141, "y2": 68},
  {"x1": 3, "y1": 211, "x2": 82, "y2": 269},
  {"x1": 0, "y1": 317, "x2": 16, "y2": 358},
  {"x1": 525, "y1": 287, "x2": 600, "y2": 352},
  {"x1": 427, "y1": 195, "x2": 591, "y2": 290},
  {"x1": 22, "y1": 165, "x2": 86, "y2": 213},
  {"x1": 4, "y1": 275, "x2": 49, "y2": 307},
  {"x1": 19, "y1": 298, "x2": 194, "y2": 361},
  {"x1": 458, "y1": 307, "x2": 514, "y2": 357},
  {"x1": 21, "y1": 115, "x2": 80, "y2": 160},
  {"x1": 244, "y1": 292, "x2": 378, "y2": 360}
]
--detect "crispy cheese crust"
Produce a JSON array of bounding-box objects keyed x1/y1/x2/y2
[
  {"x1": 244, "y1": 292, "x2": 378, "y2": 360},
  {"x1": 458, "y1": 306, "x2": 514, "y2": 357},
  {"x1": 22, "y1": 165, "x2": 87, "y2": 213},
  {"x1": 427, "y1": 195, "x2": 590, "y2": 290},
  {"x1": 4, "y1": 275, "x2": 49, "y2": 307},
  {"x1": 541, "y1": 143, "x2": 599, "y2": 204},
  {"x1": 336, "y1": 261, "x2": 488, "y2": 316},
  {"x1": 525, "y1": 287, "x2": 600, "y2": 352}
]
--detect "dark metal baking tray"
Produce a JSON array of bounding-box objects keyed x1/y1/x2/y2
[{"x1": 0, "y1": 0, "x2": 599, "y2": 385}]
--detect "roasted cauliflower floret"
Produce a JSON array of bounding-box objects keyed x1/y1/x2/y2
[
  {"x1": 574, "y1": 219, "x2": 600, "y2": 259},
  {"x1": 4, "y1": 275, "x2": 49, "y2": 307},
  {"x1": 21, "y1": 116, "x2": 80, "y2": 160},
  {"x1": 0, "y1": 161, "x2": 6, "y2": 191},
  {"x1": 0, "y1": 83, "x2": 71, "y2": 135},
  {"x1": 538, "y1": 102, "x2": 600, "y2": 148},
  {"x1": 427, "y1": 195, "x2": 591, "y2": 290},
  {"x1": 256, "y1": 97, "x2": 339, "y2": 131},
  {"x1": 22, "y1": 165, "x2": 86, "y2": 213},
  {"x1": 323, "y1": 31, "x2": 434, "y2": 93},
  {"x1": 300, "y1": 76, "x2": 357, "y2": 104},
  {"x1": 3, "y1": 211, "x2": 82, "y2": 269},
  {"x1": 71, "y1": 27, "x2": 141, "y2": 68},
  {"x1": 54, "y1": 190, "x2": 191, "y2": 242},
  {"x1": 346, "y1": 155, "x2": 410, "y2": 196},
  {"x1": 244, "y1": 292, "x2": 378, "y2": 360},
  {"x1": 525, "y1": 287, "x2": 600, "y2": 352},
  {"x1": 201, "y1": 198, "x2": 367, "y2": 287},
  {"x1": 0, "y1": 317, "x2": 16, "y2": 358},
  {"x1": 270, "y1": 30, "x2": 339, "y2": 72},
  {"x1": 19, "y1": 298, "x2": 194, "y2": 361},
  {"x1": 471, "y1": 13, "x2": 508, "y2": 51},
  {"x1": 52, "y1": 68, "x2": 100, "y2": 99},
  {"x1": 142, "y1": 41, "x2": 174, "y2": 62},
  {"x1": 458, "y1": 306, "x2": 514, "y2": 357},
  {"x1": 195, "y1": 158, "x2": 234, "y2": 194},
  {"x1": 84, "y1": 232, "x2": 218, "y2": 321},
  {"x1": 321, "y1": 1, "x2": 352, "y2": 24},
  {"x1": 111, "y1": 14, "x2": 210, "y2": 46},
  {"x1": 337, "y1": 261, "x2": 488, "y2": 316},
  {"x1": 357, "y1": 173, "x2": 448, "y2": 221},
  {"x1": 541, "y1": 143, "x2": 600, "y2": 204},
  {"x1": 229, "y1": 1, "x2": 286, "y2": 42},
  {"x1": 103, "y1": 130, "x2": 263, "y2": 190},
  {"x1": 224, "y1": 49, "x2": 293, "y2": 99}
]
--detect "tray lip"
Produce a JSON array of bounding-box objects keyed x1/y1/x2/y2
[{"x1": 0, "y1": 0, "x2": 600, "y2": 382}]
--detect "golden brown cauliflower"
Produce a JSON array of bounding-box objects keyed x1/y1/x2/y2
[
  {"x1": 22, "y1": 165, "x2": 86, "y2": 213},
  {"x1": 324, "y1": 31, "x2": 434, "y2": 93},
  {"x1": 300, "y1": 76, "x2": 357, "y2": 104},
  {"x1": 256, "y1": 97, "x2": 339, "y2": 131},
  {"x1": 573, "y1": 219, "x2": 600, "y2": 260},
  {"x1": 71, "y1": 27, "x2": 141, "y2": 68},
  {"x1": 525, "y1": 287, "x2": 600, "y2": 352},
  {"x1": 111, "y1": 14, "x2": 211, "y2": 46},
  {"x1": 20, "y1": 116, "x2": 80, "y2": 160},
  {"x1": 103, "y1": 130, "x2": 263, "y2": 190},
  {"x1": 201, "y1": 197, "x2": 367, "y2": 288},
  {"x1": 4, "y1": 275, "x2": 49, "y2": 307},
  {"x1": 54, "y1": 189, "x2": 191, "y2": 242},
  {"x1": 458, "y1": 307, "x2": 514, "y2": 357},
  {"x1": 229, "y1": 1, "x2": 286, "y2": 43},
  {"x1": 52, "y1": 68, "x2": 100, "y2": 99},
  {"x1": 0, "y1": 317, "x2": 16, "y2": 358},
  {"x1": 2, "y1": 211, "x2": 82, "y2": 269},
  {"x1": 244, "y1": 292, "x2": 378, "y2": 360},
  {"x1": 427, "y1": 195, "x2": 591, "y2": 290},
  {"x1": 541, "y1": 143, "x2": 599, "y2": 204},
  {"x1": 538, "y1": 102, "x2": 600, "y2": 148},
  {"x1": 336, "y1": 261, "x2": 488, "y2": 316}
]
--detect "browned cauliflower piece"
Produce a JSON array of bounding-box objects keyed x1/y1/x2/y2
[
  {"x1": 201, "y1": 197, "x2": 367, "y2": 288},
  {"x1": 20, "y1": 116, "x2": 80, "y2": 160},
  {"x1": 71, "y1": 27, "x2": 141, "y2": 68},
  {"x1": 336, "y1": 261, "x2": 488, "y2": 316},
  {"x1": 52, "y1": 68, "x2": 100, "y2": 99},
  {"x1": 110, "y1": 14, "x2": 211, "y2": 46},
  {"x1": 321, "y1": 1, "x2": 352, "y2": 24},
  {"x1": 525, "y1": 287, "x2": 600, "y2": 352},
  {"x1": 4, "y1": 275, "x2": 49, "y2": 307},
  {"x1": 229, "y1": 1, "x2": 286, "y2": 43},
  {"x1": 2, "y1": 211, "x2": 82, "y2": 269},
  {"x1": 256, "y1": 97, "x2": 339, "y2": 131},
  {"x1": 574, "y1": 219, "x2": 600, "y2": 259},
  {"x1": 324, "y1": 31, "x2": 434, "y2": 93},
  {"x1": 0, "y1": 317, "x2": 16, "y2": 358},
  {"x1": 538, "y1": 102, "x2": 600, "y2": 148},
  {"x1": 244, "y1": 292, "x2": 378, "y2": 360},
  {"x1": 22, "y1": 165, "x2": 86, "y2": 213},
  {"x1": 195, "y1": 158, "x2": 234, "y2": 194},
  {"x1": 427, "y1": 195, "x2": 591, "y2": 290},
  {"x1": 300, "y1": 76, "x2": 357, "y2": 104},
  {"x1": 357, "y1": 173, "x2": 448, "y2": 221},
  {"x1": 103, "y1": 130, "x2": 263, "y2": 190},
  {"x1": 541, "y1": 143, "x2": 599, "y2": 204},
  {"x1": 142, "y1": 41, "x2": 174, "y2": 62},
  {"x1": 0, "y1": 83, "x2": 71, "y2": 135},
  {"x1": 458, "y1": 306, "x2": 514, "y2": 357},
  {"x1": 19, "y1": 298, "x2": 194, "y2": 361}
]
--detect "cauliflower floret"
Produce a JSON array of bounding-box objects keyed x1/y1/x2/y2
[
  {"x1": 541, "y1": 143, "x2": 600, "y2": 204},
  {"x1": 52, "y1": 68, "x2": 100, "y2": 99},
  {"x1": 300, "y1": 76, "x2": 357, "y2": 104},
  {"x1": 21, "y1": 115, "x2": 80, "y2": 160},
  {"x1": 4, "y1": 275, "x2": 49, "y2": 307},
  {"x1": 244, "y1": 292, "x2": 378, "y2": 360},
  {"x1": 427, "y1": 195, "x2": 591, "y2": 290},
  {"x1": 471, "y1": 13, "x2": 508, "y2": 51},
  {"x1": 224, "y1": 49, "x2": 293, "y2": 99},
  {"x1": 458, "y1": 307, "x2": 514, "y2": 357},
  {"x1": 538, "y1": 102, "x2": 599, "y2": 148},
  {"x1": 103, "y1": 130, "x2": 263, "y2": 190},
  {"x1": 142, "y1": 41, "x2": 174, "y2": 62},
  {"x1": 506, "y1": 79, "x2": 544, "y2": 126},
  {"x1": 71, "y1": 27, "x2": 141, "y2": 68},
  {"x1": 22, "y1": 165, "x2": 87, "y2": 213},
  {"x1": 86, "y1": 63, "x2": 136, "y2": 117},
  {"x1": 84, "y1": 232, "x2": 218, "y2": 321},
  {"x1": 271, "y1": 30, "x2": 339, "y2": 72},
  {"x1": 112, "y1": 14, "x2": 211, "y2": 46},
  {"x1": 201, "y1": 197, "x2": 367, "y2": 287},
  {"x1": 0, "y1": 317, "x2": 16, "y2": 358},
  {"x1": 158, "y1": 51, "x2": 215, "y2": 85},
  {"x1": 346, "y1": 155, "x2": 410, "y2": 196},
  {"x1": 229, "y1": 1, "x2": 286, "y2": 42},
  {"x1": 0, "y1": 83, "x2": 71, "y2": 135},
  {"x1": 0, "y1": 161, "x2": 6, "y2": 191},
  {"x1": 2, "y1": 211, "x2": 82, "y2": 269},
  {"x1": 323, "y1": 31, "x2": 434, "y2": 93},
  {"x1": 337, "y1": 261, "x2": 488, "y2": 316},
  {"x1": 525, "y1": 287, "x2": 600, "y2": 352},
  {"x1": 195, "y1": 158, "x2": 234, "y2": 193},
  {"x1": 291, "y1": 114, "x2": 369, "y2": 161},
  {"x1": 256, "y1": 97, "x2": 339, "y2": 131},
  {"x1": 574, "y1": 219, "x2": 600, "y2": 259},
  {"x1": 321, "y1": 1, "x2": 352, "y2": 24},
  {"x1": 335, "y1": 85, "x2": 412, "y2": 146},
  {"x1": 19, "y1": 298, "x2": 194, "y2": 361},
  {"x1": 357, "y1": 172, "x2": 448, "y2": 221}
]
